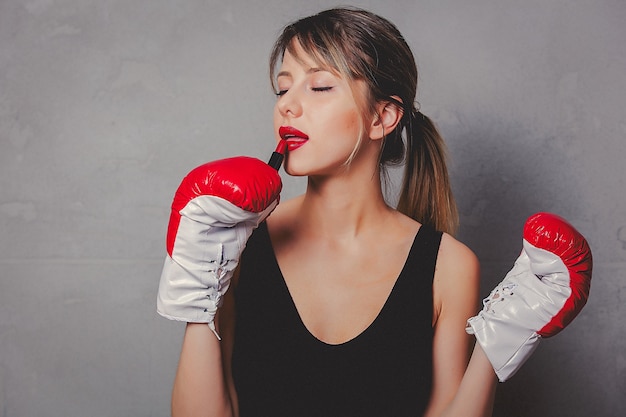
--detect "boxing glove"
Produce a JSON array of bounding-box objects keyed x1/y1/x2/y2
[
  {"x1": 157, "y1": 156, "x2": 282, "y2": 339},
  {"x1": 466, "y1": 212, "x2": 592, "y2": 382}
]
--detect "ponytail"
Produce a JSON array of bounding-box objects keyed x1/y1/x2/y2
[{"x1": 396, "y1": 112, "x2": 459, "y2": 235}]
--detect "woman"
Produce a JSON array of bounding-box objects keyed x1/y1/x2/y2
[{"x1": 171, "y1": 7, "x2": 498, "y2": 417}]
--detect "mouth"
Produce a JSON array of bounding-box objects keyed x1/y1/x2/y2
[{"x1": 279, "y1": 126, "x2": 308, "y2": 151}]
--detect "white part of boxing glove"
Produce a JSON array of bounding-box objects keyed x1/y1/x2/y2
[
  {"x1": 466, "y1": 212, "x2": 592, "y2": 382},
  {"x1": 157, "y1": 197, "x2": 277, "y2": 337},
  {"x1": 157, "y1": 156, "x2": 282, "y2": 339}
]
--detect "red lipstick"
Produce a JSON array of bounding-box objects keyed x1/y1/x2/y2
[{"x1": 279, "y1": 126, "x2": 309, "y2": 151}]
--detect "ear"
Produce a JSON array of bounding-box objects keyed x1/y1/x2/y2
[{"x1": 368, "y1": 97, "x2": 404, "y2": 141}]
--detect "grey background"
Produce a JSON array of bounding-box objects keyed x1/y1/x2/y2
[{"x1": 1, "y1": 0, "x2": 624, "y2": 416}]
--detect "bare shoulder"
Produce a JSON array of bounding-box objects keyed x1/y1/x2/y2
[
  {"x1": 433, "y1": 233, "x2": 481, "y2": 322},
  {"x1": 265, "y1": 195, "x2": 304, "y2": 242},
  {"x1": 437, "y1": 233, "x2": 480, "y2": 277}
]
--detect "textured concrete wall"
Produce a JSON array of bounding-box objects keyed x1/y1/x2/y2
[{"x1": 1, "y1": 1, "x2": 624, "y2": 416}]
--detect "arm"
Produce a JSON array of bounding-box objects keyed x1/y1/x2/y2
[
  {"x1": 171, "y1": 269, "x2": 239, "y2": 417},
  {"x1": 158, "y1": 152, "x2": 284, "y2": 416},
  {"x1": 172, "y1": 321, "x2": 233, "y2": 417},
  {"x1": 429, "y1": 344, "x2": 498, "y2": 417},
  {"x1": 424, "y1": 234, "x2": 497, "y2": 417},
  {"x1": 428, "y1": 213, "x2": 592, "y2": 417}
]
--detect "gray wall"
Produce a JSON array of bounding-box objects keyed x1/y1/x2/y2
[{"x1": 1, "y1": 0, "x2": 624, "y2": 416}]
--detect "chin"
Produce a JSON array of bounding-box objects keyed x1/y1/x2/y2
[
  {"x1": 284, "y1": 154, "x2": 348, "y2": 178},
  {"x1": 283, "y1": 156, "x2": 309, "y2": 177},
  {"x1": 284, "y1": 165, "x2": 310, "y2": 177}
]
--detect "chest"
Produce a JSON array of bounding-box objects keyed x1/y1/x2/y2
[{"x1": 274, "y1": 236, "x2": 415, "y2": 344}]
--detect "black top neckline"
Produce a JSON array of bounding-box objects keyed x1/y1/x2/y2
[{"x1": 258, "y1": 221, "x2": 427, "y2": 347}]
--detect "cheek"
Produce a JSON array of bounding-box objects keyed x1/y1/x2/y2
[{"x1": 336, "y1": 107, "x2": 363, "y2": 139}]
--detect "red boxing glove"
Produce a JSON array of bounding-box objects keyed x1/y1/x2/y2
[
  {"x1": 157, "y1": 156, "x2": 282, "y2": 338},
  {"x1": 466, "y1": 212, "x2": 593, "y2": 381},
  {"x1": 166, "y1": 157, "x2": 282, "y2": 256},
  {"x1": 524, "y1": 212, "x2": 592, "y2": 337}
]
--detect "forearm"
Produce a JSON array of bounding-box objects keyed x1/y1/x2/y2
[
  {"x1": 172, "y1": 323, "x2": 233, "y2": 417},
  {"x1": 435, "y1": 343, "x2": 497, "y2": 417}
]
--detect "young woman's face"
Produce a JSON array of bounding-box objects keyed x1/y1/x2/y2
[{"x1": 273, "y1": 42, "x2": 369, "y2": 177}]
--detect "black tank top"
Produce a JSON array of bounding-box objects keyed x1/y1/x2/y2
[{"x1": 232, "y1": 222, "x2": 442, "y2": 417}]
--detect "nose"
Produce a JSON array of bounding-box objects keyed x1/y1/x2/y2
[{"x1": 276, "y1": 90, "x2": 303, "y2": 118}]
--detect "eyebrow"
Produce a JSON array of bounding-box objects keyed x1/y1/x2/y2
[{"x1": 276, "y1": 67, "x2": 328, "y2": 78}]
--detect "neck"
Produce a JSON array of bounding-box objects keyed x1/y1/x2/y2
[{"x1": 298, "y1": 165, "x2": 391, "y2": 239}]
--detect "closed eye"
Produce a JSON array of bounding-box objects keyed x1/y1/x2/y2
[{"x1": 276, "y1": 86, "x2": 332, "y2": 97}]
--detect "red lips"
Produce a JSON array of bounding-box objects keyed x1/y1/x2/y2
[{"x1": 279, "y1": 126, "x2": 308, "y2": 151}]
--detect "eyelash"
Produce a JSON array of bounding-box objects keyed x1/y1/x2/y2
[
  {"x1": 312, "y1": 86, "x2": 333, "y2": 92},
  {"x1": 275, "y1": 86, "x2": 333, "y2": 97}
]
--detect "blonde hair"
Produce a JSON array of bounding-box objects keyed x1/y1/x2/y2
[{"x1": 270, "y1": 7, "x2": 459, "y2": 234}]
